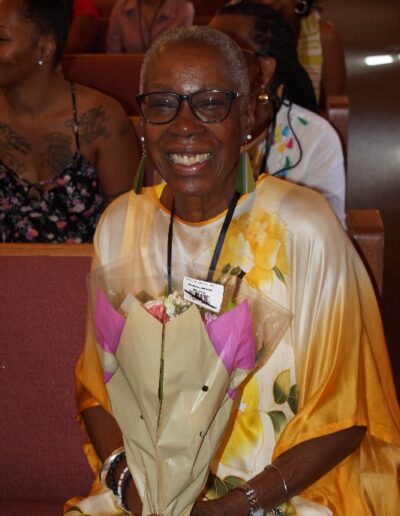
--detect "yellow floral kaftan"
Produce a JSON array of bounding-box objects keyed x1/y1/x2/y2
[{"x1": 69, "y1": 175, "x2": 400, "y2": 515}]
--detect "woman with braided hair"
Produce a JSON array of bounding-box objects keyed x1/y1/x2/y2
[
  {"x1": 211, "y1": 1, "x2": 346, "y2": 227},
  {"x1": 254, "y1": 0, "x2": 346, "y2": 107}
]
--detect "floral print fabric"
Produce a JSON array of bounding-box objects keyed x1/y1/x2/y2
[
  {"x1": 71, "y1": 177, "x2": 400, "y2": 515},
  {"x1": 0, "y1": 153, "x2": 105, "y2": 243}
]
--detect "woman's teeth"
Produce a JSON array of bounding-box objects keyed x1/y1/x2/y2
[{"x1": 169, "y1": 153, "x2": 211, "y2": 165}]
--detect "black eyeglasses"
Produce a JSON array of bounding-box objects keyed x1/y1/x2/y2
[{"x1": 136, "y1": 89, "x2": 244, "y2": 124}]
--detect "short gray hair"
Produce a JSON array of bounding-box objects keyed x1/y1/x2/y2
[{"x1": 139, "y1": 25, "x2": 250, "y2": 95}]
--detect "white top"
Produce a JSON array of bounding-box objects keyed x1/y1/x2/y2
[{"x1": 249, "y1": 101, "x2": 346, "y2": 228}]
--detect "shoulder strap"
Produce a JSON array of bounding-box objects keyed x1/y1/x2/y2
[{"x1": 70, "y1": 82, "x2": 81, "y2": 152}]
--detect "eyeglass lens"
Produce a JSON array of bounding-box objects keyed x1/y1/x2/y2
[{"x1": 139, "y1": 90, "x2": 235, "y2": 124}]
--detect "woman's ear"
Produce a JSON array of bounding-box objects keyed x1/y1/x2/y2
[
  {"x1": 259, "y1": 56, "x2": 277, "y2": 87},
  {"x1": 37, "y1": 35, "x2": 56, "y2": 66}
]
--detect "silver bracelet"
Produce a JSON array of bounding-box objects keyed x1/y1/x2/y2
[
  {"x1": 265, "y1": 463, "x2": 289, "y2": 515},
  {"x1": 236, "y1": 482, "x2": 264, "y2": 515},
  {"x1": 99, "y1": 446, "x2": 125, "y2": 490},
  {"x1": 117, "y1": 465, "x2": 132, "y2": 515}
]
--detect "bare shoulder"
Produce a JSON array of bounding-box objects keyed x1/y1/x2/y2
[
  {"x1": 72, "y1": 83, "x2": 128, "y2": 122},
  {"x1": 69, "y1": 83, "x2": 133, "y2": 147}
]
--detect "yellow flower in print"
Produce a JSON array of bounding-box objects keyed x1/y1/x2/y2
[
  {"x1": 220, "y1": 209, "x2": 289, "y2": 289},
  {"x1": 219, "y1": 376, "x2": 263, "y2": 471},
  {"x1": 224, "y1": 230, "x2": 254, "y2": 273}
]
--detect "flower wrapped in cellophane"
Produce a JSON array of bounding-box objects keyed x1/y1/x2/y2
[{"x1": 89, "y1": 257, "x2": 291, "y2": 516}]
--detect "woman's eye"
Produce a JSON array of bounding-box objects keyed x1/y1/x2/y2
[
  {"x1": 149, "y1": 98, "x2": 176, "y2": 109},
  {"x1": 198, "y1": 97, "x2": 225, "y2": 109}
]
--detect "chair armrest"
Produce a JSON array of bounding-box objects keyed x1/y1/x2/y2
[
  {"x1": 347, "y1": 209, "x2": 384, "y2": 295},
  {"x1": 325, "y1": 94, "x2": 350, "y2": 170}
]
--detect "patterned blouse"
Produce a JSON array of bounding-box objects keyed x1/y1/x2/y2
[{"x1": 0, "y1": 85, "x2": 105, "y2": 243}]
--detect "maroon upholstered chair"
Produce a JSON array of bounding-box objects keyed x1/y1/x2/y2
[
  {"x1": 0, "y1": 244, "x2": 94, "y2": 515},
  {"x1": 95, "y1": 0, "x2": 116, "y2": 18},
  {"x1": 62, "y1": 53, "x2": 144, "y2": 116},
  {"x1": 94, "y1": 16, "x2": 109, "y2": 52},
  {"x1": 191, "y1": 0, "x2": 226, "y2": 16}
]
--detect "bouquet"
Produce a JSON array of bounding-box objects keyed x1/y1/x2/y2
[{"x1": 90, "y1": 258, "x2": 290, "y2": 516}]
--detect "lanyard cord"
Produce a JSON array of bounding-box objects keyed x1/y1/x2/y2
[{"x1": 167, "y1": 190, "x2": 241, "y2": 295}]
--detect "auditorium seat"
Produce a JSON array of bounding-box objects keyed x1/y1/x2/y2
[
  {"x1": 347, "y1": 209, "x2": 384, "y2": 295},
  {"x1": 325, "y1": 94, "x2": 349, "y2": 169},
  {"x1": 94, "y1": 16, "x2": 109, "y2": 52},
  {"x1": 95, "y1": 0, "x2": 116, "y2": 17},
  {"x1": 191, "y1": 0, "x2": 225, "y2": 16},
  {"x1": 62, "y1": 53, "x2": 144, "y2": 116},
  {"x1": 0, "y1": 243, "x2": 93, "y2": 515}
]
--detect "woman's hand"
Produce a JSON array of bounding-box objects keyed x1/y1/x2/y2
[{"x1": 124, "y1": 478, "x2": 143, "y2": 515}]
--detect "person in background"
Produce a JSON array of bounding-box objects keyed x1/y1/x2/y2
[
  {"x1": 0, "y1": 0, "x2": 140, "y2": 243},
  {"x1": 252, "y1": 0, "x2": 346, "y2": 107},
  {"x1": 210, "y1": 1, "x2": 347, "y2": 227},
  {"x1": 65, "y1": 0, "x2": 99, "y2": 53},
  {"x1": 106, "y1": 0, "x2": 195, "y2": 53}
]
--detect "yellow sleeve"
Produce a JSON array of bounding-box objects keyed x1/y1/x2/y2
[{"x1": 273, "y1": 211, "x2": 400, "y2": 513}]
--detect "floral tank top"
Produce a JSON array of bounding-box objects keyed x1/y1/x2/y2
[{"x1": 0, "y1": 84, "x2": 105, "y2": 243}]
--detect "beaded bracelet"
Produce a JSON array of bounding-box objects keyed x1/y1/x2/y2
[
  {"x1": 99, "y1": 446, "x2": 126, "y2": 496},
  {"x1": 117, "y1": 465, "x2": 133, "y2": 514}
]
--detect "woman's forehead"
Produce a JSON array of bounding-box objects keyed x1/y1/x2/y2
[{"x1": 144, "y1": 40, "x2": 236, "y2": 91}]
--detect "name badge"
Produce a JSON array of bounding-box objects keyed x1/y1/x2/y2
[{"x1": 183, "y1": 276, "x2": 224, "y2": 313}]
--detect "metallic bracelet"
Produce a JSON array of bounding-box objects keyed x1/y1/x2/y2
[
  {"x1": 266, "y1": 463, "x2": 289, "y2": 515},
  {"x1": 99, "y1": 446, "x2": 126, "y2": 494},
  {"x1": 117, "y1": 465, "x2": 133, "y2": 514},
  {"x1": 236, "y1": 482, "x2": 264, "y2": 516},
  {"x1": 266, "y1": 463, "x2": 289, "y2": 502}
]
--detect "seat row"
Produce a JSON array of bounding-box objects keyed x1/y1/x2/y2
[{"x1": 95, "y1": 0, "x2": 225, "y2": 18}]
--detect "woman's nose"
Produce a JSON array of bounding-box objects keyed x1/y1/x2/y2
[{"x1": 169, "y1": 98, "x2": 205, "y2": 137}]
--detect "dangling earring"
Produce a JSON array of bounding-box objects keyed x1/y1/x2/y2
[
  {"x1": 235, "y1": 145, "x2": 255, "y2": 195},
  {"x1": 37, "y1": 58, "x2": 44, "y2": 67},
  {"x1": 294, "y1": 0, "x2": 309, "y2": 16},
  {"x1": 257, "y1": 86, "x2": 269, "y2": 105},
  {"x1": 133, "y1": 136, "x2": 147, "y2": 194}
]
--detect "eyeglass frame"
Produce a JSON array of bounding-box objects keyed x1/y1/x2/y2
[{"x1": 135, "y1": 89, "x2": 245, "y2": 125}]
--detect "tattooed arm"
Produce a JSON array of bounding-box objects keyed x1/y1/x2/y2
[{"x1": 68, "y1": 89, "x2": 141, "y2": 203}]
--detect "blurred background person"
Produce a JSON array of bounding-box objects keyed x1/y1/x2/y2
[
  {"x1": 106, "y1": 0, "x2": 195, "y2": 53},
  {"x1": 252, "y1": 0, "x2": 346, "y2": 107},
  {"x1": 0, "y1": 0, "x2": 140, "y2": 243},
  {"x1": 211, "y1": 1, "x2": 346, "y2": 227},
  {"x1": 65, "y1": 0, "x2": 100, "y2": 53}
]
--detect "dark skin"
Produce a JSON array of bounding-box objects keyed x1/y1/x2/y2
[
  {"x1": 82, "y1": 38, "x2": 366, "y2": 515},
  {"x1": 0, "y1": 0, "x2": 140, "y2": 202},
  {"x1": 83, "y1": 406, "x2": 365, "y2": 515}
]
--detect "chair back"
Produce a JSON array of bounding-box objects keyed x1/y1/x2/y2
[
  {"x1": 94, "y1": 17, "x2": 109, "y2": 52},
  {"x1": 62, "y1": 53, "x2": 144, "y2": 116},
  {"x1": 0, "y1": 244, "x2": 93, "y2": 503},
  {"x1": 96, "y1": 0, "x2": 116, "y2": 17},
  {"x1": 191, "y1": 0, "x2": 225, "y2": 16},
  {"x1": 325, "y1": 94, "x2": 349, "y2": 170}
]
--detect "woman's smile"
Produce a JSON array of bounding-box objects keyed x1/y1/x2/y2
[{"x1": 168, "y1": 152, "x2": 212, "y2": 166}]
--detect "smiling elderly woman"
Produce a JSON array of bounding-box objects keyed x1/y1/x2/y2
[{"x1": 68, "y1": 26, "x2": 400, "y2": 516}]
